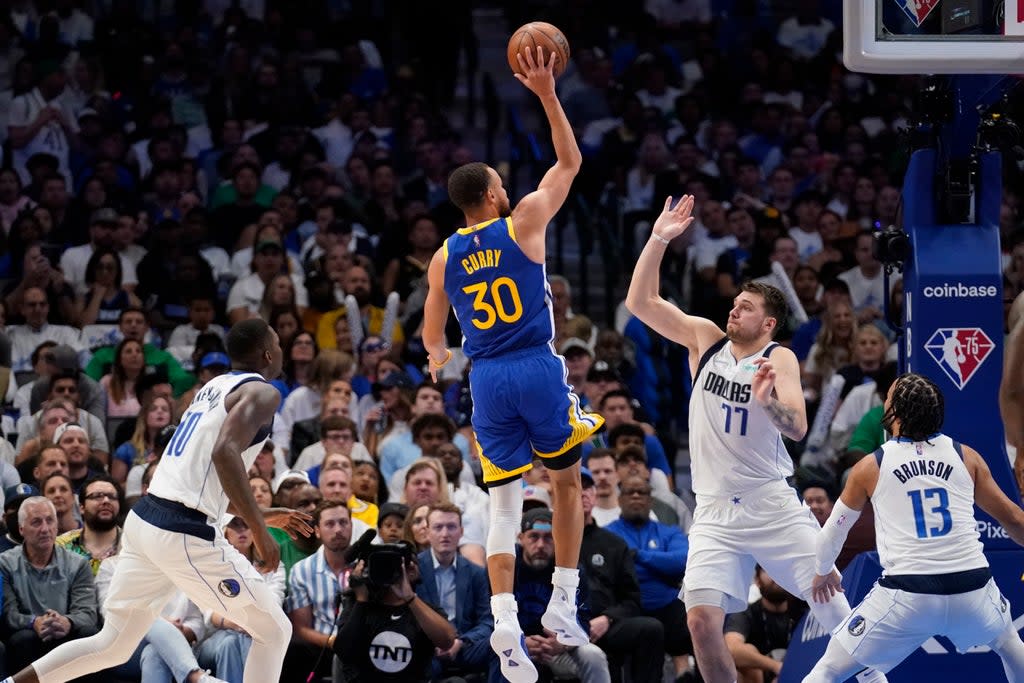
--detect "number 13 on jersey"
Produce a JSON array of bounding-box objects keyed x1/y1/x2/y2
[{"x1": 462, "y1": 277, "x2": 523, "y2": 330}]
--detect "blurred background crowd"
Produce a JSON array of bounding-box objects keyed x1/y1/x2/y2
[{"x1": 0, "y1": 1, "x2": 1020, "y2": 682}]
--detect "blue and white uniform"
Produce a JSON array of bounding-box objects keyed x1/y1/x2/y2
[
  {"x1": 683, "y1": 337, "x2": 822, "y2": 613},
  {"x1": 106, "y1": 372, "x2": 277, "y2": 621},
  {"x1": 831, "y1": 435, "x2": 1011, "y2": 672}
]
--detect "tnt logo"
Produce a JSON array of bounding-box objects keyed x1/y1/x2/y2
[
  {"x1": 893, "y1": 0, "x2": 940, "y2": 26},
  {"x1": 924, "y1": 328, "x2": 995, "y2": 390}
]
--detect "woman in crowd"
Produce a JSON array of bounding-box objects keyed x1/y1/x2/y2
[
  {"x1": 100, "y1": 338, "x2": 145, "y2": 418},
  {"x1": 111, "y1": 395, "x2": 174, "y2": 493},
  {"x1": 42, "y1": 471, "x2": 80, "y2": 534},
  {"x1": 269, "y1": 330, "x2": 317, "y2": 403},
  {"x1": 267, "y1": 305, "x2": 302, "y2": 349},
  {"x1": 249, "y1": 473, "x2": 274, "y2": 509},
  {"x1": 0, "y1": 168, "x2": 32, "y2": 234},
  {"x1": 258, "y1": 273, "x2": 299, "y2": 322},
  {"x1": 274, "y1": 349, "x2": 354, "y2": 459},
  {"x1": 403, "y1": 503, "x2": 431, "y2": 553},
  {"x1": 802, "y1": 299, "x2": 857, "y2": 402}
]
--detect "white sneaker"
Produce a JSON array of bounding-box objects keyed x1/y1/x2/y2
[
  {"x1": 856, "y1": 670, "x2": 889, "y2": 683},
  {"x1": 490, "y1": 612, "x2": 537, "y2": 683},
  {"x1": 195, "y1": 672, "x2": 230, "y2": 683},
  {"x1": 541, "y1": 585, "x2": 590, "y2": 646}
]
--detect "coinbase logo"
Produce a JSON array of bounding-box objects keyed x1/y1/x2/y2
[{"x1": 922, "y1": 283, "x2": 997, "y2": 298}]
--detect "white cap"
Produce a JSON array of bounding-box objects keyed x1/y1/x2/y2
[
  {"x1": 54, "y1": 422, "x2": 88, "y2": 443},
  {"x1": 272, "y1": 469, "x2": 311, "y2": 494}
]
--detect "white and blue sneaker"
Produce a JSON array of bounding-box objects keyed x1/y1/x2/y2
[
  {"x1": 490, "y1": 611, "x2": 537, "y2": 683},
  {"x1": 541, "y1": 586, "x2": 590, "y2": 647}
]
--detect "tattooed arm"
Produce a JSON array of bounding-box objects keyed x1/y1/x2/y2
[{"x1": 751, "y1": 348, "x2": 808, "y2": 441}]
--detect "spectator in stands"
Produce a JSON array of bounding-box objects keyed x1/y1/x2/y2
[
  {"x1": 352, "y1": 460, "x2": 382, "y2": 507},
  {"x1": 55, "y1": 475, "x2": 123, "y2": 576},
  {"x1": 590, "y1": 390, "x2": 672, "y2": 478},
  {"x1": 613, "y1": 446, "x2": 686, "y2": 528},
  {"x1": 249, "y1": 474, "x2": 273, "y2": 509},
  {"x1": 559, "y1": 337, "x2": 595, "y2": 401},
  {"x1": 111, "y1": 394, "x2": 173, "y2": 490},
  {"x1": 54, "y1": 422, "x2": 104, "y2": 493},
  {"x1": 349, "y1": 335, "x2": 390, "y2": 399},
  {"x1": 386, "y1": 413, "x2": 474, "y2": 498},
  {"x1": 99, "y1": 338, "x2": 144, "y2": 418},
  {"x1": 197, "y1": 514, "x2": 286, "y2": 683},
  {"x1": 285, "y1": 500, "x2": 352, "y2": 683},
  {"x1": 579, "y1": 468, "x2": 666, "y2": 683},
  {"x1": 375, "y1": 502, "x2": 407, "y2": 544},
  {"x1": 41, "y1": 473, "x2": 78, "y2": 535},
  {"x1": 724, "y1": 565, "x2": 808, "y2": 683},
  {"x1": 165, "y1": 295, "x2": 225, "y2": 355},
  {"x1": 25, "y1": 343, "x2": 105, "y2": 420},
  {"x1": 60, "y1": 208, "x2": 139, "y2": 299},
  {"x1": 8, "y1": 59, "x2": 77, "y2": 189},
  {"x1": 415, "y1": 502, "x2": 496, "y2": 680},
  {"x1": 802, "y1": 299, "x2": 857, "y2": 401},
  {"x1": 111, "y1": 366, "x2": 173, "y2": 449},
  {"x1": 514, "y1": 507, "x2": 611, "y2": 682},
  {"x1": 8, "y1": 287, "x2": 82, "y2": 379},
  {"x1": 31, "y1": 445, "x2": 68, "y2": 489},
  {"x1": 175, "y1": 351, "x2": 231, "y2": 419},
  {"x1": 838, "y1": 230, "x2": 886, "y2": 325},
  {"x1": 292, "y1": 415, "x2": 371, "y2": 473},
  {"x1": 362, "y1": 370, "x2": 415, "y2": 459},
  {"x1": 275, "y1": 349, "x2": 355, "y2": 460},
  {"x1": 606, "y1": 475, "x2": 694, "y2": 681},
  {"x1": 78, "y1": 247, "x2": 143, "y2": 327},
  {"x1": 800, "y1": 480, "x2": 835, "y2": 527},
  {"x1": 404, "y1": 503, "x2": 432, "y2": 553},
  {"x1": 270, "y1": 331, "x2": 317, "y2": 403},
  {"x1": 83, "y1": 307, "x2": 194, "y2": 396},
  {"x1": 269, "y1": 477, "x2": 323, "y2": 581},
  {"x1": 13, "y1": 341, "x2": 56, "y2": 417},
  {"x1": 791, "y1": 279, "x2": 852, "y2": 362},
  {"x1": 0, "y1": 496, "x2": 99, "y2": 673},
  {"x1": 18, "y1": 383, "x2": 108, "y2": 469},
  {"x1": 227, "y1": 229, "x2": 308, "y2": 324},
  {"x1": 0, "y1": 483, "x2": 40, "y2": 552},
  {"x1": 14, "y1": 398, "x2": 73, "y2": 471}
]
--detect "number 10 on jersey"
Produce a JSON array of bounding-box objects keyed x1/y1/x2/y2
[
  {"x1": 721, "y1": 403, "x2": 748, "y2": 436},
  {"x1": 165, "y1": 411, "x2": 202, "y2": 457}
]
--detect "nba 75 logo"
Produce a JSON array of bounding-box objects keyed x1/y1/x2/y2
[
  {"x1": 893, "y1": 0, "x2": 940, "y2": 26},
  {"x1": 924, "y1": 328, "x2": 995, "y2": 390}
]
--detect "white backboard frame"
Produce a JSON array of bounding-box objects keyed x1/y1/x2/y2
[{"x1": 844, "y1": 0, "x2": 1024, "y2": 74}]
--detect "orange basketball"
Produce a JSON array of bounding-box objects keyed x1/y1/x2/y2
[{"x1": 507, "y1": 22, "x2": 570, "y2": 79}]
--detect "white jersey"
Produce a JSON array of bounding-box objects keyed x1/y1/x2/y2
[
  {"x1": 148, "y1": 372, "x2": 273, "y2": 524},
  {"x1": 872, "y1": 434, "x2": 987, "y2": 576},
  {"x1": 688, "y1": 338, "x2": 792, "y2": 496}
]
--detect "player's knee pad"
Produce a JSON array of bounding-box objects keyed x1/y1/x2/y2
[
  {"x1": 486, "y1": 479, "x2": 523, "y2": 557},
  {"x1": 684, "y1": 588, "x2": 732, "y2": 613}
]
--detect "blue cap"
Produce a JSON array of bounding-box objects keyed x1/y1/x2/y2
[
  {"x1": 200, "y1": 352, "x2": 231, "y2": 369},
  {"x1": 4, "y1": 483, "x2": 40, "y2": 509},
  {"x1": 580, "y1": 467, "x2": 594, "y2": 487}
]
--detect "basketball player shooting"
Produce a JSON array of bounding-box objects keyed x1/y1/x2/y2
[
  {"x1": 625, "y1": 196, "x2": 888, "y2": 683},
  {"x1": 422, "y1": 44, "x2": 603, "y2": 683},
  {"x1": 803, "y1": 373, "x2": 1024, "y2": 682},
  {"x1": 2, "y1": 319, "x2": 313, "y2": 683}
]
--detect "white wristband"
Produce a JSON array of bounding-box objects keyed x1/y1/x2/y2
[{"x1": 651, "y1": 233, "x2": 671, "y2": 245}]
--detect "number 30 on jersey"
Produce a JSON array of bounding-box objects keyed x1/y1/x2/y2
[{"x1": 462, "y1": 277, "x2": 523, "y2": 330}]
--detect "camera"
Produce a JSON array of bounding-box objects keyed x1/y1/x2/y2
[
  {"x1": 874, "y1": 225, "x2": 911, "y2": 274},
  {"x1": 345, "y1": 530, "x2": 416, "y2": 588}
]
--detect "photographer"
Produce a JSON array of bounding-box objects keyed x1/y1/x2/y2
[{"x1": 335, "y1": 532, "x2": 456, "y2": 682}]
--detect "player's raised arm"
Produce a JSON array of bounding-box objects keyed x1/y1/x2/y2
[
  {"x1": 213, "y1": 381, "x2": 283, "y2": 569},
  {"x1": 752, "y1": 348, "x2": 808, "y2": 441},
  {"x1": 1001, "y1": 292, "x2": 1024, "y2": 490},
  {"x1": 509, "y1": 45, "x2": 580, "y2": 246},
  {"x1": 423, "y1": 247, "x2": 452, "y2": 380},
  {"x1": 626, "y1": 195, "x2": 725, "y2": 357},
  {"x1": 966, "y1": 443, "x2": 1024, "y2": 547}
]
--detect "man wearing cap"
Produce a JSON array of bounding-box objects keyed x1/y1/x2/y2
[
  {"x1": 7, "y1": 288, "x2": 83, "y2": 379},
  {"x1": 226, "y1": 227, "x2": 309, "y2": 325},
  {"x1": 16, "y1": 387, "x2": 109, "y2": 470},
  {"x1": 559, "y1": 337, "x2": 594, "y2": 403},
  {"x1": 0, "y1": 496, "x2": 100, "y2": 674},
  {"x1": 53, "y1": 422, "x2": 104, "y2": 493},
  {"x1": 0, "y1": 484, "x2": 40, "y2": 552},
  {"x1": 579, "y1": 467, "x2": 667, "y2": 683},
  {"x1": 513, "y1": 507, "x2": 611, "y2": 682},
  {"x1": 376, "y1": 501, "x2": 408, "y2": 543},
  {"x1": 26, "y1": 344, "x2": 106, "y2": 418},
  {"x1": 8, "y1": 59, "x2": 77, "y2": 188},
  {"x1": 59, "y1": 208, "x2": 139, "y2": 298},
  {"x1": 83, "y1": 308, "x2": 194, "y2": 396}
]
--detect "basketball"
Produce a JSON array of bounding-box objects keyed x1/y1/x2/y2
[{"x1": 507, "y1": 22, "x2": 570, "y2": 79}]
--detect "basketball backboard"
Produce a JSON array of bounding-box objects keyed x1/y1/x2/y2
[{"x1": 844, "y1": 0, "x2": 1024, "y2": 74}]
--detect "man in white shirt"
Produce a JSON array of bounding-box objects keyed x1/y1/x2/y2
[
  {"x1": 59, "y1": 208, "x2": 140, "y2": 297},
  {"x1": 8, "y1": 288, "x2": 82, "y2": 378},
  {"x1": 838, "y1": 230, "x2": 887, "y2": 324},
  {"x1": 226, "y1": 235, "x2": 308, "y2": 324},
  {"x1": 789, "y1": 191, "x2": 824, "y2": 262},
  {"x1": 8, "y1": 60, "x2": 78, "y2": 188}
]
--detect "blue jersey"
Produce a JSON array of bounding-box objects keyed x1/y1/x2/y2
[{"x1": 443, "y1": 217, "x2": 553, "y2": 359}]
